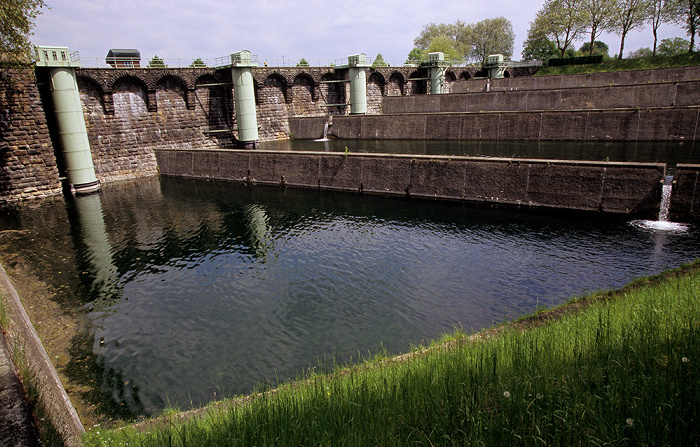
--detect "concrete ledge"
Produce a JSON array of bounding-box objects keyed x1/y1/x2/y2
[
  {"x1": 0, "y1": 263, "x2": 84, "y2": 447},
  {"x1": 308, "y1": 107, "x2": 700, "y2": 141},
  {"x1": 156, "y1": 149, "x2": 666, "y2": 217}
]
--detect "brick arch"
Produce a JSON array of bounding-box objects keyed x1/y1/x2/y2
[
  {"x1": 408, "y1": 71, "x2": 427, "y2": 95},
  {"x1": 293, "y1": 73, "x2": 316, "y2": 102},
  {"x1": 76, "y1": 73, "x2": 108, "y2": 93},
  {"x1": 459, "y1": 71, "x2": 472, "y2": 80},
  {"x1": 263, "y1": 73, "x2": 289, "y2": 102},
  {"x1": 107, "y1": 73, "x2": 149, "y2": 92},
  {"x1": 387, "y1": 72, "x2": 404, "y2": 96},
  {"x1": 76, "y1": 76, "x2": 106, "y2": 114},
  {"x1": 112, "y1": 75, "x2": 150, "y2": 115},
  {"x1": 367, "y1": 72, "x2": 385, "y2": 114},
  {"x1": 155, "y1": 75, "x2": 188, "y2": 108}
]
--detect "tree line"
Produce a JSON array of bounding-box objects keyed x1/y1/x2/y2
[{"x1": 524, "y1": 0, "x2": 699, "y2": 60}]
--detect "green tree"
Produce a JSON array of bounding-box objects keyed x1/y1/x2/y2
[
  {"x1": 296, "y1": 58, "x2": 309, "y2": 67},
  {"x1": 468, "y1": 17, "x2": 515, "y2": 62},
  {"x1": 189, "y1": 57, "x2": 206, "y2": 68},
  {"x1": 657, "y1": 36, "x2": 692, "y2": 54},
  {"x1": 649, "y1": 0, "x2": 676, "y2": 54},
  {"x1": 610, "y1": 0, "x2": 652, "y2": 59},
  {"x1": 522, "y1": 28, "x2": 559, "y2": 60},
  {"x1": 529, "y1": 0, "x2": 588, "y2": 58},
  {"x1": 406, "y1": 47, "x2": 426, "y2": 64},
  {"x1": 413, "y1": 20, "x2": 473, "y2": 60},
  {"x1": 668, "y1": 0, "x2": 700, "y2": 52},
  {"x1": 581, "y1": 0, "x2": 616, "y2": 55},
  {"x1": 371, "y1": 53, "x2": 387, "y2": 67},
  {"x1": 579, "y1": 40, "x2": 610, "y2": 56},
  {"x1": 0, "y1": 0, "x2": 47, "y2": 62},
  {"x1": 427, "y1": 35, "x2": 463, "y2": 62},
  {"x1": 628, "y1": 46, "x2": 653, "y2": 57},
  {"x1": 148, "y1": 55, "x2": 167, "y2": 68}
]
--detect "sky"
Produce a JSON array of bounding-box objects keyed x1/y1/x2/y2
[{"x1": 32, "y1": 0, "x2": 687, "y2": 67}]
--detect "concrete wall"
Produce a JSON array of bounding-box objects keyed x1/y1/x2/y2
[
  {"x1": 305, "y1": 107, "x2": 699, "y2": 141},
  {"x1": 384, "y1": 80, "x2": 700, "y2": 114},
  {"x1": 0, "y1": 69, "x2": 62, "y2": 204},
  {"x1": 155, "y1": 149, "x2": 665, "y2": 216},
  {"x1": 451, "y1": 65, "x2": 700, "y2": 93},
  {"x1": 670, "y1": 164, "x2": 700, "y2": 221}
]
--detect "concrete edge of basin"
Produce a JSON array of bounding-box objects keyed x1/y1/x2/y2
[{"x1": 0, "y1": 263, "x2": 84, "y2": 447}]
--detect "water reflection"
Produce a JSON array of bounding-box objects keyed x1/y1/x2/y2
[{"x1": 1, "y1": 174, "x2": 700, "y2": 422}]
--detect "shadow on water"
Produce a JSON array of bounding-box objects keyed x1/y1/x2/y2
[{"x1": 2, "y1": 172, "x2": 700, "y2": 423}]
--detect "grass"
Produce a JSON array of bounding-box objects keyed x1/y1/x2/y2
[
  {"x1": 535, "y1": 52, "x2": 700, "y2": 76},
  {"x1": 82, "y1": 261, "x2": 700, "y2": 446}
]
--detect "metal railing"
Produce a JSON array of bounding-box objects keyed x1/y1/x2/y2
[{"x1": 70, "y1": 54, "x2": 544, "y2": 70}]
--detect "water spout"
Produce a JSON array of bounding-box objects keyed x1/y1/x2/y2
[
  {"x1": 631, "y1": 175, "x2": 689, "y2": 232},
  {"x1": 314, "y1": 122, "x2": 331, "y2": 142}
]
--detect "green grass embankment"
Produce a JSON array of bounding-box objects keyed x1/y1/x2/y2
[
  {"x1": 85, "y1": 262, "x2": 700, "y2": 446},
  {"x1": 535, "y1": 53, "x2": 700, "y2": 76}
]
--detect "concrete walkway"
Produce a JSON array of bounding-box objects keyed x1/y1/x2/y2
[{"x1": 0, "y1": 334, "x2": 40, "y2": 447}]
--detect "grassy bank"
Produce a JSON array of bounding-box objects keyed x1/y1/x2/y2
[
  {"x1": 85, "y1": 263, "x2": 700, "y2": 446},
  {"x1": 535, "y1": 52, "x2": 700, "y2": 76}
]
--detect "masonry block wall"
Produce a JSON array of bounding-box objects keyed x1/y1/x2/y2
[{"x1": 0, "y1": 68, "x2": 62, "y2": 204}]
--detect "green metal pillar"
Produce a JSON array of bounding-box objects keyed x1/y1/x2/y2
[
  {"x1": 231, "y1": 51, "x2": 259, "y2": 148},
  {"x1": 426, "y1": 52, "x2": 447, "y2": 94},
  {"x1": 347, "y1": 54, "x2": 369, "y2": 115},
  {"x1": 36, "y1": 46, "x2": 100, "y2": 194}
]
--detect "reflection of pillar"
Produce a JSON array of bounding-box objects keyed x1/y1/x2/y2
[
  {"x1": 74, "y1": 193, "x2": 119, "y2": 305},
  {"x1": 243, "y1": 204, "x2": 271, "y2": 260},
  {"x1": 231, "y1": 51, "x2": 259, "y2": 148},
  {"x1": 36, "y1": 46, "x2": 100, "y2": 194}
]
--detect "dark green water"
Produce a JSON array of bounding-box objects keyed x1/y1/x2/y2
[{"x1": 1, "y1": 159, "x2": 700, "y2": 421}]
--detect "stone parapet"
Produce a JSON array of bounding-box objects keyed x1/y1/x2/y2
[{"x1": 156, "y1": 149, "x2": 665, "y2": 217}]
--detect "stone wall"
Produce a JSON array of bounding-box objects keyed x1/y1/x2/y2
[
  {"x1": 670, "y1": 164, "x2": 700, "y2": 221},
  {"x1": 0, "y1": 68, "x2": 62, "y2": 204},
  {"x1": 155, "y1": 149, "x2": 665, "y2": 217}
]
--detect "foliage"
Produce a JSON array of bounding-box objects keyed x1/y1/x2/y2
[
  {"x1": 296, "y1": 58, "x2": 309, "y2": 67},
  {"x1": 628, "y1": 46, "x2": 654, "y2": 57},
  {"x1": 649, "y1": 0, "x2": 678, "y2": 54},
  {"x1": 522, "y1": 28, "x2": 559, "y2": 60},
  {"x1": 406, "y1": 47, "x2": 425, "y2": 64},
  {"x1": 189, "y1": 58, "x2": 206, "y2": 68},
  {"x1": 668, "y1": 0, "x2": 700, "y2": 52},
  {"x1": 610, "y1": 0, "x2": 652, "y2": 59},
  {"x1": 147, "y1": 55, "x2": 167, "y2": 68},
  {"x1": 371, "y1": 53, "x2": 386, "y2": 68},
  {"x1": 83, "y1": 265, "x2": 700, "y2": 447},
  {"x1": 581, "y1": 0, "x2": 617, "y2": 55},
  {"x1": 469, "y1": 17, "x2": 515, "y2": 63},
  {"x1": 658, "y1": 36, "x2": 692, "y2": 54},
  {"x1": 0, "y1": 0, "x2": 46, "y2": 62},
  {"x1": 579, "y1": 40, "x2": 610, "y2": 56},
  {"x1": 413, "y1": 17, "x2": 514, "y2": 63},
  {"x1": 534, "y1": 51, "x2": 700, "y2": 74},
  {"x1": 529, "y1": 0, "x2": 588, "y2": 58},
  {"x1": 426, "y1": 35, "x2": 463, "y2": 63}
]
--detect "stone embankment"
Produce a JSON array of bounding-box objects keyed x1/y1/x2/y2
[{"x1": 290, "y1": 66, "x2": 700, "y2": 141}]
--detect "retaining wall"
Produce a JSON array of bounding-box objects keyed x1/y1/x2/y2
[
  {"x1": 451, "y1": 65, "x2": 700, "y2": 93},
  {"x1": 304, "y1": 107, "x2": 700, "y2": 141},
  {"x1": 670, "y1": 164, "x2": 700, "y2": 221},
  {"x1": 384, "y1": 80, "x2": 700, "y2": 114},
  {"x1": 155, "y1": 149, "x2": 665, "y2": 216}
]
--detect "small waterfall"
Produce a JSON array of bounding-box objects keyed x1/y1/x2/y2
[
  {"x1": 658, "y1": 176, "x2": 673, "y2": 222},
  {"x1": 314, "y1": 122, "x2": 331, "y2": 142},
  {"x1": 631, "y1": 175, "x2": 689, "y2": 232}
]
